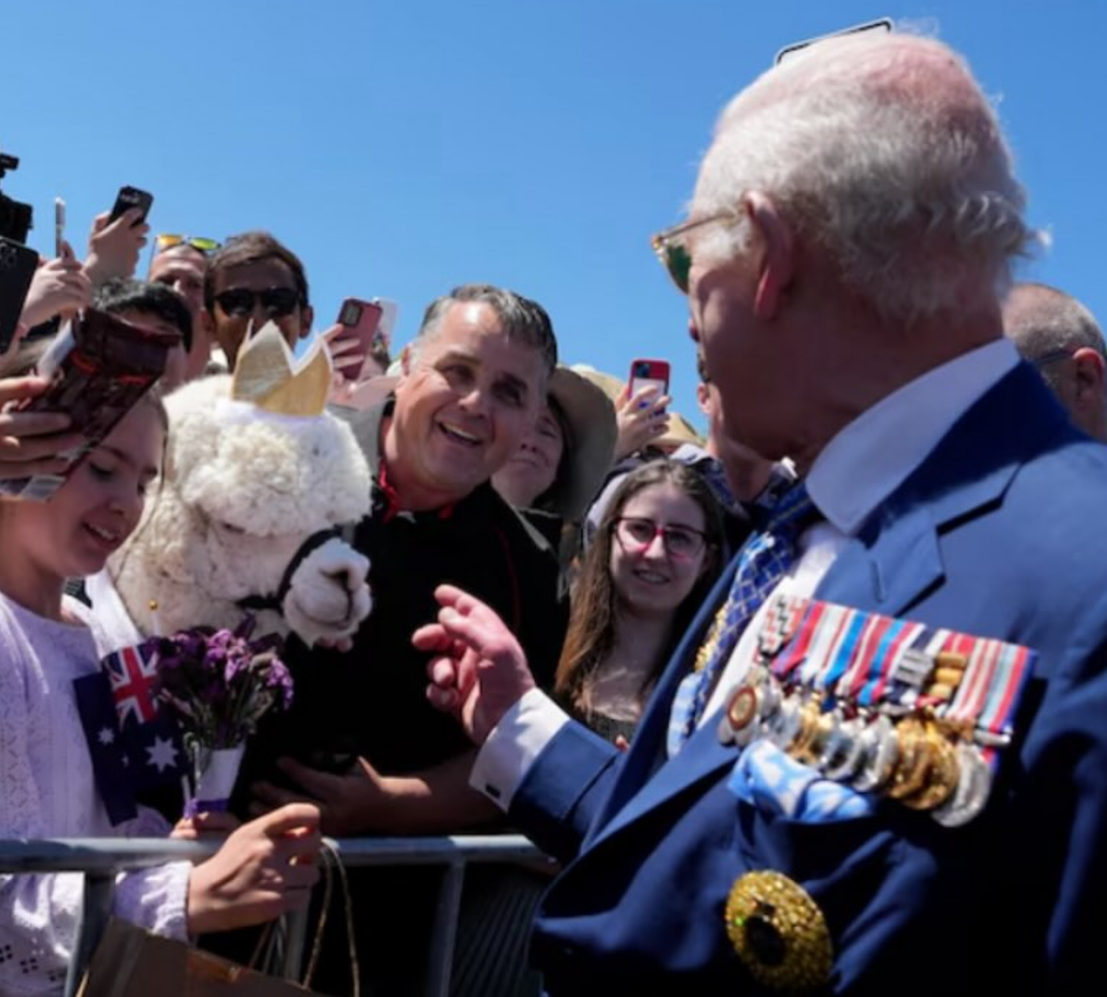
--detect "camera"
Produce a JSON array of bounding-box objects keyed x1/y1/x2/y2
[{"x1": 0, "y1": 152, "x2": 34, "y2": 244}]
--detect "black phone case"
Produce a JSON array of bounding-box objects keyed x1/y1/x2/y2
[
  {"x1": 0, "y1": 237, "x2": 39, "y2": 354},
  {"x1": 108, "y1": 186, "x2": 154, "y2": 226}
]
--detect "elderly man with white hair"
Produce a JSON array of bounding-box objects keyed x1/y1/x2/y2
[{"x1": 418, "y1": 23, "x2": 1107, "y2": 995}]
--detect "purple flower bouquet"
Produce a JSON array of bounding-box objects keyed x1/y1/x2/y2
[{"x1": 149, "y1": 616, "x2": 293, "y2": 815}]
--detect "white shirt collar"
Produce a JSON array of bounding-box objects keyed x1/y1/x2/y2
[{"x1": 806, "y1": 338, "x2": 1020, "y2": 536}]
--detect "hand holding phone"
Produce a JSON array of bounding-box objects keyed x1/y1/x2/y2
[
  {"x1": 1, "y1": 308, "x2": 178, "y2": 500},
  {"x1": 85, "y1": 187, "x2": 153, "y2": 283},
  {"x1": 629, "y1": 358, "x2": 671, "y2": 408},
  {"x1": 16, "y1": 253, "x2": 92, "y2": 332},
  {"x1": 611, "y1": 358, "x2": 672, "y2": 459},
  {"x1": 325, "y1": 298, "x2": 385, "y2": 380}
]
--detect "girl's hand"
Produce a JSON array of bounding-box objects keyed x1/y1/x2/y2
[{"x1": 186, "y1": 803, "x2": 321, "y2": 934}]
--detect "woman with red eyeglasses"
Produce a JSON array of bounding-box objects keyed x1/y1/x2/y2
[{"x1": 554, "y1": 459, "x2": 725, "y2": 746}]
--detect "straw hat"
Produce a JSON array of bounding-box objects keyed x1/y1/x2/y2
[
  {"x1": 540, "y1": 366, "x2": 618, "y2": 521},
  {"x1": 657, "y1": 412, "x2": 705, "y2": 451}
]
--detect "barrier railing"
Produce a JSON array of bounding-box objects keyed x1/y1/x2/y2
[{"x1": 0, "y1": 835, "x2": 548, "y2": 997}]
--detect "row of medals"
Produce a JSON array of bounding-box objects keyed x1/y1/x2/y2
[{"x1": 716, "y1": 647, "x2": 994, "y2": 827}]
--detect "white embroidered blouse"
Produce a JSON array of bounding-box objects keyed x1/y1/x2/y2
[{"x1": 0, "y1": 592, "x2": 189, "y2": 997}]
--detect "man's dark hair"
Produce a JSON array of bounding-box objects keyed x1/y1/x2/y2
[
  {"x1": 93, "y1": 277, "x2": 193, "y2": 351},
  {"x1": 416, "y1": 283, "x2": 558, "y2": 376},
  {"x1": 203, "y1": 230, "x2": 310, "y2": 313}
]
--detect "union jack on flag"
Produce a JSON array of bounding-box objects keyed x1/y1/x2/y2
[{"x1": 102, "y1": 643, "x2": 162, "y2": 727}]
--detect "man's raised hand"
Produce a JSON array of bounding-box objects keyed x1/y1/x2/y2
[{"x1": 415, "y1": 584, "x2": 536, "y2": 745}]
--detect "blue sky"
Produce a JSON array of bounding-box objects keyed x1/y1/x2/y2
[{"x1": 2, "y1": 1, "x2": 1104, "y2": 427}]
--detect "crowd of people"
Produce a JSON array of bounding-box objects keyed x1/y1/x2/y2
[{"x1": 3, "y1": 19, "x2": 1107, "y2": 997}]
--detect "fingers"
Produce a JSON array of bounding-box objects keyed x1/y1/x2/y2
[
  {"x1": 412, "y1": 621, "x2": 453, "y2": 653},
  {"x1": 432, "y1": 583, "x2": 498, "y2": 619},
  {"x1": 0, "y1": 376, "x2": 56, "y2": 409},
  {"x1": 435, "y1": 604, "x2": 517, "y2": 662},
  {"x1": 426, "y1": 678, "x2": 461, "y2": 714},
  {"x1": 252, "y1": 801, "x2": 322, "y2": 838},
  {"x1": 103, "y1": 207, "x2": 146, "y2": 234}
]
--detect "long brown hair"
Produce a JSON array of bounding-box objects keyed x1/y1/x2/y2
[{"x1": 554, "y1": 459, "x2": 725, "y2": 712}]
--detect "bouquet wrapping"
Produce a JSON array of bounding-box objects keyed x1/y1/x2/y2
[{"x1": 151, "y1": 616, "x2": 293, "y2": 816}]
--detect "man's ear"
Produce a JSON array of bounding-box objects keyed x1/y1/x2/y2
[
  {"x1": 1072, "y1": 347, "x2": 1106, "y2": 399},
  {"x1": 744, "y1": 191, "x2": 795, "y2": 321},
  {"x1": 696, "y1": 382, "x2": 711, "y2": 416},
  {"x1": 399, "y1": 343, "x2": 414, "y2": 378},
  {"x1": 299, "y1": 305, "x2": 314, "y2": 340}
]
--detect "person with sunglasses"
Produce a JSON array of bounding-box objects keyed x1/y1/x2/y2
[
  {"x1": 149, "y1": 234, "x2": 221, "y2": 381},
  {"x1": 1003, "y1": 281, "x2": 1107, "y2": 443},
  {"x1": 202, "y1": 230, "x2": 313, "y2": 369},
  {"x1": 418, "y1": 24, "x2": 1107, "y2": 996},
  {"x1": 555, "y1": 460, "x2": 724, "y2": 746}
]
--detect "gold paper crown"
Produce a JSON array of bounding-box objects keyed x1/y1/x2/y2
[{"x1": 230, "y1": 322, "x2": 333, "y2": 416}]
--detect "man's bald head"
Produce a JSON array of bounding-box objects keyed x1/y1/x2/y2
[
  {"x1": 1004, "y1": 282, "x2": 1107, "y2": 442},
  {"x1": 692, "y1": 30, "x2": 1037, "y2": 324}
]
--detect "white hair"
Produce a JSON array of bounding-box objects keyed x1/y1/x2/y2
[{"x1": 693, "y1": 33, "x2": 1042, "y2": 323}]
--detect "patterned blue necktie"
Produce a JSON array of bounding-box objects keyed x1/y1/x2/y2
[{"x1": 667, "y1": 483, "x2": 817, "y2": 757}]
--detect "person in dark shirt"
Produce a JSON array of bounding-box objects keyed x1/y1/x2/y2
[{"x1": 241, "y1": 283, "x2": 565, "y2": 996}]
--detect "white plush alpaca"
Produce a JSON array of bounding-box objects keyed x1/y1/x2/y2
[{"x1": 107, "y1": 324, "x2": 373, "y2": 646}]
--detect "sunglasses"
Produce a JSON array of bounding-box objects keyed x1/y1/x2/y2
[
  {"x1": 613, "y1": 517, "x2": 708, "y2": 561},
  {"x1": 214, "y1": 287, "x2": 301, "y2": 319},
  {"x1": 154, "y1": 233, "x2": 221, "y2": 255},
  {"x1": 650, "y1": 212, "x2": 737, "y2": 294}
]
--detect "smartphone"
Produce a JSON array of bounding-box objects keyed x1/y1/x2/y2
[
  {"x1": 108, "y1": 185, "x2": 154, "y2": 227},
  {"x1": 1, "y1": 308, "x2": 179, "y2": 500},
  {"x1": 335, "y1": 297, "x2": 384, "y2": 357},
  {"x1": 0, "y1": 236, "x2": 39, "y2": 354},
  {"x1": 628, "y1": 358, "x2": 671, "y2": 408},
  {"x1": 54, "y1": 197, "x2": 66, "y2": 258}
]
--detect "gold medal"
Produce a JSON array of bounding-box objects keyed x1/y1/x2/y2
[
  {"x1": 786, "y1": 700, "x2": 823, "y2": 758},
  {"x1": 725, "y1": 871, "x2": 833, "y2": 994},
  {"x1": 792, "y1": 704, "x2": 836, "y2": 766},
  {"x1": 886, "y1": 717, "x2": 933, "y2": 800},
  {"x1": 904, "y1": 725, "x2": 960, "y2": 810}
]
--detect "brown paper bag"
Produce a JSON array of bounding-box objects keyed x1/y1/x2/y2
[{"x1": 76, "y1": 917, "x2": 327, "y2": 997}]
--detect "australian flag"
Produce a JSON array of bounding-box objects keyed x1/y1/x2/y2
[{"x1": 74, "y1": 641, "x2": 188, "y2": 826}]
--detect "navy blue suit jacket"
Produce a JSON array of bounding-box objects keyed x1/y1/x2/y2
[{"x1": 511, "y1": 364, "x2": 1107, "y2": 995}]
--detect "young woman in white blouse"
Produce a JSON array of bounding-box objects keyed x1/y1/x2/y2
[{"x1": 0, "y1": 384, "x2": 320, "y2": 997}]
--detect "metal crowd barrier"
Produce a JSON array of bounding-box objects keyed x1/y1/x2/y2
[{"x1": 0, "y1": 834, "x2": 548, "y2": 997}]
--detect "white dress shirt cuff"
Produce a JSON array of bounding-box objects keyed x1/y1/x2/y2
[{"x1": 469, "y1": 688, "x2": 571, "y2": 811}]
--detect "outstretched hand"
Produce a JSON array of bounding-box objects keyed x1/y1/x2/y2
[{"x1": 414, "y1": 584, "x2": 536, "y2": 745}]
